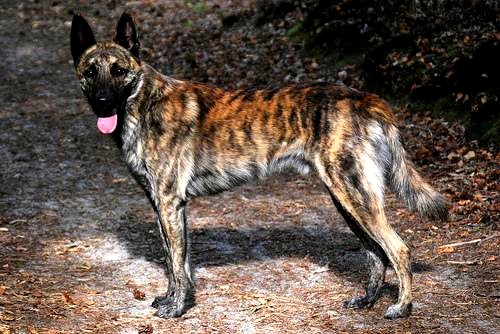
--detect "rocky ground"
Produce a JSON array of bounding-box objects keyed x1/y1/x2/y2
[{"x1": 0, "y1": 1, "x2": 498, "y2": 333}]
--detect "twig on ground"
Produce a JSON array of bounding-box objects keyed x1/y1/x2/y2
[
  {"x1": 437, "y1": 233, "x2": 499, "y2": 249},
  {"x1": 8, "y1": 219, "x2": 27, "y2": 224},
  {"x1": 447, "y1": 260, "x2": 479, "y2": 265}
]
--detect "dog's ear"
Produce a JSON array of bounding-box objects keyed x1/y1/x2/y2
[
  {"x1": 115, "y1": 12, "x2": 140, "y2": 59},
  {"x1": 70, "y1": 14, "x2": 96, "y2": 67}
]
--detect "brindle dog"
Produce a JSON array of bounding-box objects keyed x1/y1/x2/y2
[{"x1": 70, "y1": 13, "x2": 448, "y2": 319}]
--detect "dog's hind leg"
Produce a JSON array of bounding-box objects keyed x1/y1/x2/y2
[
  {"x1": 357, "y1": 203, "x2": 412, "y2": 319},
  {"x1": 315, "y1": 154, "x2": 412, "y2": 319},
  {"x1": 326, "y1": 187, "x2": 389, "y2": 309},
  {"x1": 151, "y1": 194, "x2": 194, "y2": 318}
]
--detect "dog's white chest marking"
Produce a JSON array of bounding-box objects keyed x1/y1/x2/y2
[{"x1": 122, "y1": 77, "x2": 146, "y2": 176}]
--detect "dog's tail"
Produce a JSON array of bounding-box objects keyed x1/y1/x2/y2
[{"x1": 384, "y1": 124, "x2": 449, "y2": 221}]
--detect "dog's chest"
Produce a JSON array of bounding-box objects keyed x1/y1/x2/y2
[{"x1": 121, "y1": 114, "x2": 146, "y2": 177}]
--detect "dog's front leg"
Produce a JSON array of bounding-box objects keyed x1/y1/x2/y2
[{"x1": 151, "y1": 194, "x2": 193, "y2": 318}]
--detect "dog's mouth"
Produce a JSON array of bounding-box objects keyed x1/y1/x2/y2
[{"x1": 97, "y1": 113, "x2": 117, "y2": 134}]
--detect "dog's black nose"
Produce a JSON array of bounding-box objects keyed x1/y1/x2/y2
[
  {"x1": 97, "y1": 97, "x2": 112, "y2": 107},
  {"x1": 94, "y1": 92, "x2": 113, "y2": 109}
]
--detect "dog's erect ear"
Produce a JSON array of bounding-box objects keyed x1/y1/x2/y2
[
  {"x1": 115, "y1": 13, "x2": 140, "y2": 59},
  {"x1": 70, "y1": 14, "x2": 96, "y2": 67}
]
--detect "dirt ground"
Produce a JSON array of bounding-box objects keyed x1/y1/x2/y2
[{"x1": 0, "y1": 1, "x2": 498, "y2": 333}]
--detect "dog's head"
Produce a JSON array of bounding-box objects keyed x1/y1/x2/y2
[{"x1": 71, "y1": 13, "x2": 142, "y2": 134}]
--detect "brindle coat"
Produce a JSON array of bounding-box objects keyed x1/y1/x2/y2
[{"x1": 70, "y1": 13, "x2": 448, "y2": 319}]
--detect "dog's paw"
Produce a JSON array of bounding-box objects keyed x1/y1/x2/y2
[
  {"x1": 152, "y1": 293, "x2": 189, "y2": 318},
  {"x1": 384, "y1": 302, "x2": 412, "y2": 319},
  {"x1": 151, "y1": 294, "x2": 174, "y2": 309},
  {"x1": 343, "y1": 295, "x2": 374, "y2": 309},
  {"x1": 155, "y1": 302, "x2": 184, "y2": 318}
]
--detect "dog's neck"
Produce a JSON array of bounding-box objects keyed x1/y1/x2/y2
[{"x1": 112, "y1": 63, "x2": 180, "y2": 146}]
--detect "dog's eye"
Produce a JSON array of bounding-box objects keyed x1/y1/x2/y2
[
  {"x1": 111, "y1": 64, "x2": 128, "y2": 77},
  {"x1": 83, "y1": 65, "x2": 97, "y2": 79}
]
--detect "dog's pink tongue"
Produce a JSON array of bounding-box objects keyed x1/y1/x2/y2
[{"x1": 97, "y1": 114, "x2": 117, "y2": 134}]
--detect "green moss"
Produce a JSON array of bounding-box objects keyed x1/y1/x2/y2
[
  {"x1": 334, "y1": 53, "x2": 364, "y2": 69},
  {"x1": 192, "y1": 2, "x2": 208, "y2": 14},
  {"x1": 433, "y1": 98, "x2": 467, "y2": 121},
  {"x1": 446, "y1": 44, "x2": 461, "y2": 58},
  {"x1": 406, "y1": 97, "x2": 467, "y2": 121},
  {"x1": 183, "y1": 19, "x2": 194, "y2": 29},
  {"x1": 286, "y1": 21, "x2": 304, "y2": 38},
  {"x1": 477, "y1": 115, "x2": 500, "y2": 145},
  {"x1": 184, "y1": 1, "x2": 208, "y2": 14}
]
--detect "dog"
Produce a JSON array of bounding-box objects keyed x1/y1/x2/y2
[{"x1": 70, "y1": 13, "x2": 448, "y2": 319}]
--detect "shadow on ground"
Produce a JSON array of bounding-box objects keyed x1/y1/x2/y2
[{"x1": 113, "y1": 202, "x2": 433, "y2": 298}]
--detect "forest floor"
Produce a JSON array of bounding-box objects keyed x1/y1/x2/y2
[{"x1": 0, "y1": 1, "x2": 498, "y2": 333}]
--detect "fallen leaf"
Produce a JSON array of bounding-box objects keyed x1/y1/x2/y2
[
  {"x1": 0, "y1": 325, "x2": 12, "y2": 334},
  {"x1": 44, "y1": 330, "x2": 60, "y2": 334},
  {"x1": 0, "y1": 311, "x2": 16, "y2": 321},
  {"x1": 133, "y1": 288, "x2": 146, "y2": 300},
  {"x1": 459, "y1": 231, "x2": 470, "y2": 238},
  {"x1": 112, "y1": 177, "x2": 128, "y2": 184},
  {"x1": 464, "y1": 151, "x2": 476, "y2": 160},
  {"x1": 422, "y1": 279, "x2": 436, "y2": 286},
  {"x1": 473, "y1": 193, "x2": 483, "y2": 201},
  {"x1": 257, "y1": 297, "x2": 268, "y2": 305},
  {"x1": 437, "y1": 246, "x2": 455, "y2": 254},
  {"x1": 62, "y1": 291, "x2": 75, "y2": 304},
  {"x1": 84, "y1": 299, "x2": 95, "y2": 306},
  {"x1": 31, "y1": 290, "x2": 43, "y2": 297},
  {"x1": 137, "y1": 324, "x2": 153, "y2": 334},
  {"x1": 28, "y1": 326, "x2": 38, "y2": 334}
]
